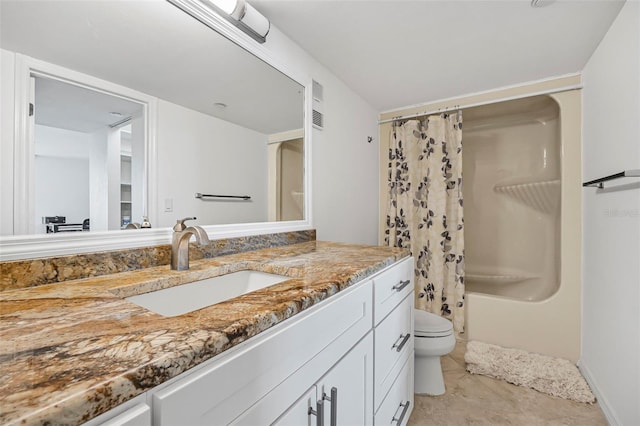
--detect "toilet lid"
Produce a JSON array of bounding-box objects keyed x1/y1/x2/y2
[{"x1": 414, "y1": 309, "x2": 454, "y2": 335}]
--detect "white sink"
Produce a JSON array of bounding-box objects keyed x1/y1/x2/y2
[{"x1": 126, "y1": 270, "x2": 289, "y2": 317}]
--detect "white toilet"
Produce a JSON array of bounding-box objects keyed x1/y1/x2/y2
[{"x1": 414, "y1": 309, "x2": 456, "y2": 395}]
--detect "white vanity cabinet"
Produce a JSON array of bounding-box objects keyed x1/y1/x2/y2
[
  {"x1": 83, "y1": 256, "x2": 414, "y2": 426},
  {"x1": 151, "y1": 276, "x2": 373, "y2": 426},
  {"x1": 238, "y1": 332, "x2": 373, "y2": 425},
  {"x1": 372, "y1": 257, "x2": 415, "y2": 425}
]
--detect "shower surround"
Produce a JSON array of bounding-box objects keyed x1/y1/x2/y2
[
  {"x1": 379, "y1": 77, "x2": 583, "y2": 362},
  {"x1": 463, "y1": 92, "x2": 582, "y2": 362},
  {"x1": 463, "y1": 96, "x2": 560, "y2": 301}
]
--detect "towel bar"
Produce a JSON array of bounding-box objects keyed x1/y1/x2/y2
[
  {"x1": 582, "y1": 170, "x2": 640, "y2": 189},
  {"x1": 195, "y1": 193, "x2": 251, "y2": 200}
]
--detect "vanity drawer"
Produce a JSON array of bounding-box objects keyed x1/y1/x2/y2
[
  {"x1": 374, "y1": 293, "x2": 414, "y2": 409},
  {"x1": 374, "y1": 354, "x2": 414, "y2": 426},
  {"x1": 151, "y1": 280, "x2": 372, "y2": 426},
  {"x1": 373, "y1": 257, "x2": 413, "y2": 325},
  {"x1": 99, "y1": 404, "x2": 151, "y2": 426}
]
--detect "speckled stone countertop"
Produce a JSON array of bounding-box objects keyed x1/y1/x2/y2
[{"x1": 0, "y1": 241, "x2": 408, "y2": 425}]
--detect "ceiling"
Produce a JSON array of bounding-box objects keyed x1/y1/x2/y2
[
  {"x1": 35, "y1": 77, "x2": 143, "y2": 133},
  {"x1": 1, "y1": 0, "x2": 303, "y2": 135},
  {"x1": 252, "y1": 0, "x2": 626, "y2": 112}
]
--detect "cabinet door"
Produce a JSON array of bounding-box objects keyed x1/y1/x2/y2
[
  {"x1": 318, "y1": 332, "x2": 374, "y2": 426},
  {"x1": 273, "y1": 386, "x2": 318, "y2": 426}
]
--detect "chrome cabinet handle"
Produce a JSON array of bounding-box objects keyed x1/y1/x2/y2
[
  {"x1": 392, "y1": 334, "x2": 411, "y2": 352},
  {"x1": 322, "y1": 387, "x2": 338, "y2": 426},
  {"x1": 392, "y1": 279, "x2": 411, "y2": 292},
  {"x1": 308, "y1": 399, "x2": 324, "y2": 426},
  {"x1": 392, "y1": 401, "x2": 410, "y2": 424}
]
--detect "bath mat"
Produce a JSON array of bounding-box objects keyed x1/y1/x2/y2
[{"x1": 464, "y1": 341, "x2": 596, "y2": 403}]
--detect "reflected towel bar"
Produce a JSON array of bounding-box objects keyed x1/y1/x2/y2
[
  {"x1": 582, "y1": 169, "x2": 640, "y2": 189},
  {"x1": 195, "y1": 193, "x2": 251, "y2": 200}
]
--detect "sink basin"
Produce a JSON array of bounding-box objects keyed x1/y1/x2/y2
[{"x1": 126, "y1": 270, "x2": 289, "y2": 317}]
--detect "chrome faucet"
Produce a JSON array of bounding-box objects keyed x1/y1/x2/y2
[{"x1": 171, "y1": 217, "x2": 210, "y2": 271}]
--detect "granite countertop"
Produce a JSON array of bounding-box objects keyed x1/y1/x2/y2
[{"x1": 0, "y1": 241, "x2": 407, "y2": 425}]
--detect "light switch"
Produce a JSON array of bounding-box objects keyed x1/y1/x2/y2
[{"x1": 164, "y1": 198, "x2": 173, "y2": 212}]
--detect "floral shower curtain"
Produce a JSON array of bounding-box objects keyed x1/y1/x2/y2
[{"x1": 385, "y1": 114, "x2": 465, "y2": 334}]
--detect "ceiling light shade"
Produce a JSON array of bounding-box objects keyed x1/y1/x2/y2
[
  {"x1": 202, "y1": 0, "x2": 270, "y2": 43},
  {"x1": 206, "y1": 0, "x2": 239, "y2": 15},
  {"x1": 238, "y1": 3, "x2": 269, "y2": 38}
]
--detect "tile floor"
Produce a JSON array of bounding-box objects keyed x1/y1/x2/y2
[{"x1": 408, "y1": 341, "x2": 608, "y2": 426}]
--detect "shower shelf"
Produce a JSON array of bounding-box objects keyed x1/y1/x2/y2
[
  {"x1": 493, "y1": 179, "x2": 560, "y2": 214},
  {"x1": 466, "y1": 274, "x2": 537, "y2": 285}
]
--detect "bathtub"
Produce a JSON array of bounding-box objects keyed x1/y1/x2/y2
[{"x1": 463, "y1": 92, "x2": 582, "y2": 362}]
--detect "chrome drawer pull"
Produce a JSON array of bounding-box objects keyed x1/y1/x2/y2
[
  {"x1": 323, "y1": 387, "x2": 338, "y2": 426},
  {"x1": 392, "y1": 333, "x2": 411, "y2": 352},
  {"x1": 392, "y1": 279, "x2": 411, "y2": 292},
  {"x1": 392, "y1": 401, "x2": 410, "y2": 424},
  {"x1": 308, "y1": 399, "x2": 324, "y2": 426}
]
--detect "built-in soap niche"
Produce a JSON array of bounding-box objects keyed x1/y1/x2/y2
[{"x1": 493, "y1": 179, "x2": 561, "y2": 214}]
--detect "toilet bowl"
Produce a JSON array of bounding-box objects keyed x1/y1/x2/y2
[{"x1": 414, "y1": 309, "x2": 456, "y2": 395}]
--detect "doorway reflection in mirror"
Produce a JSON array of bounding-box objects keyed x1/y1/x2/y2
[{"x1": 33, "y1": 76, "x2": 145, "y2": 234}]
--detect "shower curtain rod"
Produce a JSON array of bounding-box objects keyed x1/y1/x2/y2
[{"x1": 378, "y1": 84, "x2": 583, "y2": 124}]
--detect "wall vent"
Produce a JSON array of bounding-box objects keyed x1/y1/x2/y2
[
  {"x1": 312, "y1": 80, "x2": 323, "y2": 102},
  {"x1": 312, "y1": 79, "x2": 324, "y2": 130},
  {"x1": 312, "y1": 109, "x2": 324, "y2": 129}
]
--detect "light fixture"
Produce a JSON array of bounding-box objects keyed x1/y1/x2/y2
[{"x1": 202, "y1": 0, "x2": 270, "y2": 43}]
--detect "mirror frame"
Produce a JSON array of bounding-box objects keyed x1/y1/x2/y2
[{"x1": 0, "y1": 0, "x2": 313, "y2": 261}]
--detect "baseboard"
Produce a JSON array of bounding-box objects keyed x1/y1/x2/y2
[{"x1": 577, "y1": 360, "x2": 619, "y2": 426}]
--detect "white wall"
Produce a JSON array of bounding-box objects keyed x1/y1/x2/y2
[
  {"x1": 34, "y1": 156, "x2": 89, "y2": 231},
  {"x1": 261, "y1": 28, "x2": 380, "y2": 245},
  {"x1": 155, "y1": 100, "x2": 268, "y2": 228},
  {"x1": 34, "y1": 124, "x2": 90, "y2": 158},
  {"x1": 33, "y1": 125, "x2": 91, "y2": 231},
  {"x1": 581, "y1": 2, "x2": 640, "y2": 425}
]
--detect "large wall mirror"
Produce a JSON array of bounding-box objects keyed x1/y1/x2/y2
[{"x1": 0, "y1": 0, "x2": 310, "y2": 258}]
